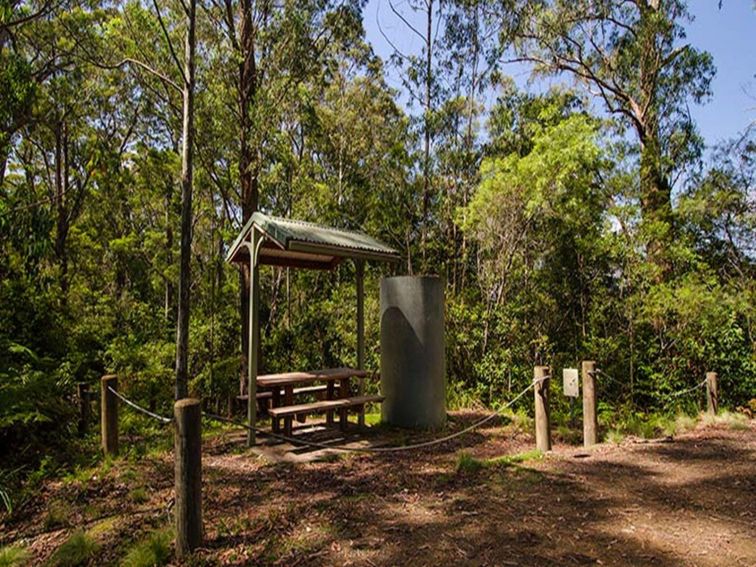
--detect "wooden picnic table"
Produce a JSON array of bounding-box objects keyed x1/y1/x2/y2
[
  {"x1": 256, "y1": 367, "x2": 368, "y2": 387},
  {"x1": 256, "y1": 367, "x2": 373, "y2": 434}
]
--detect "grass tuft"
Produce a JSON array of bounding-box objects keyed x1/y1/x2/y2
[
  {"x1": 128, "y1": 487, "x2": 149, "y2": 504},
  {"x1": 46, "y1": 530, "x2": 99, "y2": 567},
  {"x1": 120, "y1": 527, "x2": 173, "y2": 567},
  {"x1": 500, "y1": 409, "x2": 533, "y2": 433},
  {"x1": 44, "y1": 500, "x2": 70, "y2": 530},
  {"x1": 0, "y1": 545, "x2": 31, "y2": 567},
  {"x1": 701, "y1": 411, "x2": 750, "y2": 430},
  {"x1": 671, "y1": 413, "x2": 697, "y2": 435},
  {"x1": 487, "y1": 449, "x2": 543, "y2": 467},
  {"x1": 605, "y1": 429, "x2": 625, "y2": 444},
  {"x1": 455, "y1": 452, "x2": 484, "y2": 474},
  {"x1": 456, "y1": 449, "x2": 542, "y2": 474}
]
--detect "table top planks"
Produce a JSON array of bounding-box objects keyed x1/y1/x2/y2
[{"x1": 256, "y1": 367, "x2": 368, "y2": 387}]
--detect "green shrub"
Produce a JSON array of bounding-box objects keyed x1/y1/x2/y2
[{"x1": 120, "y1": 528, "x2": 173, "y2": 567}]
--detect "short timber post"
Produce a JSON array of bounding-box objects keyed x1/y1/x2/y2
[
  {"x1": 534, "y1": 366, "x2": 551, "y2": 452},
  {"x1": 101, "y1": 375, "x2": 118, "y2": 456},
  {"x1": 706, "y1": 372, "x2": 718, "y2": 415},
  {"x1": 175, "y1": 398, "x2": 202, "y2": 559},
  {"x1": 582, "y1": 361, "x2": 598, "y2": 447},
  {"x1": 78, "y1": 382, "x2": 90, "y2": 437}
]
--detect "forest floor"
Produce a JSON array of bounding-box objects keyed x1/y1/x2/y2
[{"x1": 2, "y1": 412, "x2": 755, "y2": 566}]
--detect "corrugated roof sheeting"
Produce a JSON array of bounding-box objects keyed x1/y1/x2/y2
[{"x1": 226, "y1": 212, "x2": 400, "y2": 268}]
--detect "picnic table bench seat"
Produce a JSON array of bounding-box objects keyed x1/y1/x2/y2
[{"x1": 268, "y1": 394, "x2": 384, "y2": 436}]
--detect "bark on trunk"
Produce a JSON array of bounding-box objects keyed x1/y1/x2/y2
[
  {"x1": 54, "y1": 122, "x2": 69, "y2": 303},
  {"x1": 0, "y1": 144, "x2": 8, "y2": 188},
  {"x1": 165, "y1": 181, "x2": 174, "y2": 321},
  {"x1": 175, "y1": 0, "x2": 197, "y2": 401},
  {"x1": 637, "y1": 1, "x2": 673, "y2": 268}
]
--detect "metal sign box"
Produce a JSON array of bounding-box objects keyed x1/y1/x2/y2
[{"x1": 563, "y1": 368, "x2": 579, "y2": 397}]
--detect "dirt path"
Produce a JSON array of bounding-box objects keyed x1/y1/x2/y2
[{"x1": 3, "y1": 417, "x2": 755, "y2": 566}]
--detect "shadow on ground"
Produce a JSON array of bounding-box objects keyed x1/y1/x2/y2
[{"x1": 196, "y1": 420, "x2": 756, "y2": 566}]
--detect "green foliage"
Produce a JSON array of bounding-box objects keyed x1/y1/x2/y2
[
  {"x1": 46, "y1": 531, "x2": 99, "y2": 567},
  {"x1": 0, "y1": 545, "x2": 31, "y2": 567},
  {"x1": 119, "y1": 528, "x2": 173, "y2": 567},
  {"x1": 455, "y1": 449, "x2": 543, "y2": 474},
  {"x1": 0, "y1": 0, "x2": 753, "y2": 520},
  {"x1": 44, "y1": 500, "x2": 71, "y2": 530},
  {"x1": 127, "y1": 487, "x2": 149, "y2": 505}
]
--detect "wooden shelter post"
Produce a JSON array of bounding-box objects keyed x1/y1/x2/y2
[
  {"x1": 356, "y1": 260, "x2": 365, "y2": 426},
  {"x1": 246, "y1": 228, "x2": 261, "y2": 447}
]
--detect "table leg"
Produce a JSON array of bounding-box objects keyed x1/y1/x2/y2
[
  {"x1": 284, "y1": 386, "x2": 294, "y2": 436},
  {"x1": 357, "y1": 377, "x2": 365, "y2": 427},
  {"x1": 340, "y1": 378, "x2": 351, "y2": 430},
  {"x1": 326, "y1": 381, "x2": 335, "y2": 425},
  {"x1": 284, "y1": 385, "x2": 294, "y2": 406},
  {"x1": 284, "y1": 416, "x2": 293, "y2": 437},
  {"x1": 270, "y1": 388, "x2": 281, "y2": 433}
]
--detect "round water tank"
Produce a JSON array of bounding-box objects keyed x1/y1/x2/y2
[{"x1": 380, "y1": 276, "x2": 446, "y2": 429}]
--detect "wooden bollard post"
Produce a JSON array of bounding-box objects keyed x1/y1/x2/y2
[
  {"x1": 706, "y1": 372, "x2": 718, "y2": 415},
  {"x1": 78, "y1": 382, "x2": 90, "y2": 437},
  {"x1": 534, "y1": 366, "x2": 551, "y2": 452},
  {"x1": 175, "y1": 399, "x2": 202, "y2": 559},
  {"x1": 101, "y1": 375, "x2": 118, "y2": 456},
  {"x1": 582, "y1": 361, "x2": 598, "y2": 447}
]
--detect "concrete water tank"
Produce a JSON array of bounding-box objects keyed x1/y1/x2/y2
[{"x1": 380, "y1": 276, "x2": 446, "y2": 429}]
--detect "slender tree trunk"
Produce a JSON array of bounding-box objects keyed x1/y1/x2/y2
[
  {"x1": 420, "y1": 0, "x2": 433, "y2": 268},
  {"x1": 0, "y1": 144, "x2": 8, "y2": 188},
  {"x1": 165, "y1": 181, "x2": 174, "y2": 321},
  {"x1": 54, "y1": 122, "x2": 70, "y2": 304},
  {"x1": 238, "y1": 0, "x2": 259, "y2": 396},
  {"x1": 175, "y1": 0, "x2": 197, "y2": 401}
]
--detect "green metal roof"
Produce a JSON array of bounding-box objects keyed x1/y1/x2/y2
[{"x1": 226, "y1": 212, "x2": 400, "y2": 269}]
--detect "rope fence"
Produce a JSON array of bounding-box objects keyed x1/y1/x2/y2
[
  {"x1": 99, "y1": 368, "x2": 713, "y2": 448},
  {"x1": 205, "y1": 376, "x2": 545, "y2": 454},
  {"x1": 101, "y1": 375, "x2": 549, "y2": 454},
  {"x1": 98, "y1": 368, "x2": 713, "y2": 454},
  {"x1": 589, "y1": 368, "x2": 709, "y2": 400},
  {"x1": 107, "y1": 386, "x2": 173, "y2": 424},
  {"x1": 668, "y1": 378, "x2": 708, "y2": 398},
  {"x1": 93, "y1": 366, "x2": 719, "y2": 559}
]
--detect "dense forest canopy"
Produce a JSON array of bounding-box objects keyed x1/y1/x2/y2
[{"x1": 0, "y1": 0, "x2": 754, "y2": 466}]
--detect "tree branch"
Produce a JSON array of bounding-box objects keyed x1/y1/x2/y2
[{"x1": 151, "y1": 0, "x2": 188, "y2": 86}]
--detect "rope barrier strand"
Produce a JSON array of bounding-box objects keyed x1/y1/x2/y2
[
  {"x1": 205, "y1": 379, "x2": 539, "y2": 454},
  {"x1": 107, "y1": 386, "x2": 173, "y2": 424},
  {"x1": 591, "y1": 368, "x2": 706, "y2": 399},
  {"x1": 668, "y1": 378, "x2": 707, "y2": 398}
]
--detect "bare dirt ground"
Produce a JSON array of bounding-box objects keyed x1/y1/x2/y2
[{"x1": 3, "y1": 415, "x2": 755, "y2": 566}]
